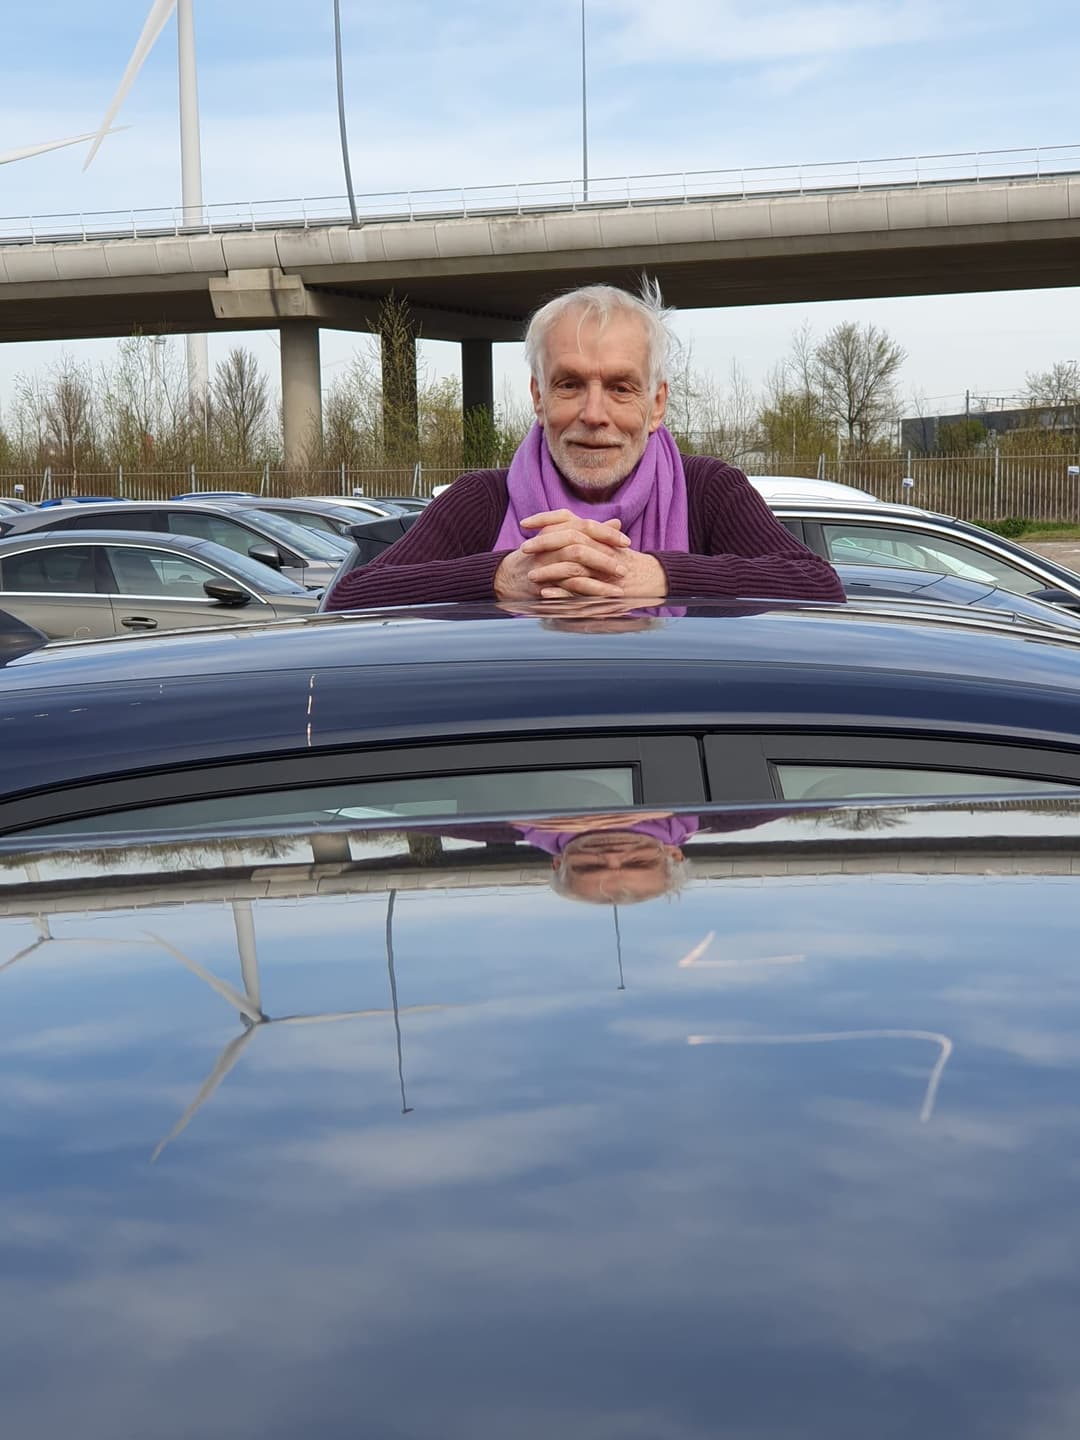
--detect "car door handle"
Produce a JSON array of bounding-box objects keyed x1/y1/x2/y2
[{"x1": 121, "y1": 616, "x2": 158, "y2": 630}]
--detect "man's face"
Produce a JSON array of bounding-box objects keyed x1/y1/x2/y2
[
  {"x1": 531, "y1": 309, "x2": 668, "y2": 499},
  {"x1": 555, "y1": 830, "x2": 682, "y2": 904}
]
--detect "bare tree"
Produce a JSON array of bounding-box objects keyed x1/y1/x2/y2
[
  {"x1": 1024, "y1": 360, "x2": 1080, "y2": 431},
  {"x1": 42, "y1": 355, "x2": 97, "y2": 477},
  {"x1": 813, "y1": 321, "x2": 905, "y2": 447},
  {"x1": 211, "y1": 347, "x2": 271, "y2": 467}
]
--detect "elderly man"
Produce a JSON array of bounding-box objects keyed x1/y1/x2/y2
[{"x1": 323, "y1": 281, "x2": 844, "y2": 610}]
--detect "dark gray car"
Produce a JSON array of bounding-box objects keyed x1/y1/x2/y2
[
  {"x1": 0, "y1": 529, "x2": 318, "y2": 639},
  {"x1": 0, "y1": 500, "x2": 350, "y2": 590}
]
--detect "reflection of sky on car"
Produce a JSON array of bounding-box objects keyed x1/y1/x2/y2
[{"x1": 5, "y1": 867, "x2": 1080, "y2": 1434}]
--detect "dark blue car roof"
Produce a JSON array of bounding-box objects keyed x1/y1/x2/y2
[{"x1": 3, "y1": 600, "x2": 1080, "y2": 801}]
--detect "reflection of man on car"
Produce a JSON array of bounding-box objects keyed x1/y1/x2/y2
[
  {"x1": 521, "y1": 817, "x2": 696, "y2": 904},
  {"x1": 514, "y1": 812, "x2": 697, "y2": 905}
]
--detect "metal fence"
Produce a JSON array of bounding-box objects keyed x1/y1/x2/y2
[
  {"x1": 5, "y1": 454, "x2": 1080, "y2": 520},
  {"x1": 823, "y1": 454, "x2": 1080, "y2": 521}
]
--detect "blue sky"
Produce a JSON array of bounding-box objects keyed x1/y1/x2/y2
[{"x1": 1, "y1": 0, "x2": 1079, "y2": 422}]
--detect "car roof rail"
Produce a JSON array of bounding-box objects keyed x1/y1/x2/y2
[{"x1": 0, "y1": 609, "x2": 49, "y2": 664}]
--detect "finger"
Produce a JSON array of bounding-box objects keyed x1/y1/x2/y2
[
  {"x1": 541, "y1": 575, "x2": 625, "y2": 598},
  {"x1": 528, "y1": 554, "x2": 627, "y2": 584},
  {"x1": 521, "y1": 514, "x2": 630, "y2": 546},
  {"x1": 521, "y1": 526, "x2": 629, "y2": 555},
  {"x1": 532, "y1": 546, "x2": 627, "y2": 578}
]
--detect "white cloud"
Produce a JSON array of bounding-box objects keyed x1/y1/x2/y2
[{"x1": 597, "y1": 0, "x2": 949, "y2": 64}]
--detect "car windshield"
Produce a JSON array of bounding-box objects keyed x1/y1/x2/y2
[
  {"x1": 233, "y1": 508, "x2": 350, "y2": 559},
  {"x1": 192, "y1": 540, "x2": 311, "y2": 595}
]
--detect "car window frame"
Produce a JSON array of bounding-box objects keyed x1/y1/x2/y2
[
  {"x1": 704, "y1": 731, "x2": 1080, "y2": 802},
  {"x1": 161, "y1": 508, "x2": 304, "y2": 568},
  {"x1": 0, "y1": 540, "x2": 111, "y2": 596},
  {"x1": 0, "y1": 733, "x2": 705, "y2": 836},
  {"x1": 101, "y1": 539, "x2": 268, "y2": 605}
]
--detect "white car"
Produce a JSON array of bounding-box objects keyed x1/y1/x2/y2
[{"x1": 748, "y1": 474, "x2": 879, "y2": 503}]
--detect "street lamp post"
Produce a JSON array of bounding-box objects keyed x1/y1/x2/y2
[
  {"x1": 334, "y1": 0, "x2": 359, "y2": 224},
  {"x1": 580, "y1": 0, "x2": 589, "y2": 202}
]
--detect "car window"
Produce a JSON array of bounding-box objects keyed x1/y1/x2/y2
[
  {"x1": 104, "y1": 545, "x2": 236, "y2": 599},
  {"x1": 190, "y1": 541, "x2": 310, "y2": 595},
  {"x1": 48, "y1": 509, "x2": 157, "y2": 531},
  {"x1": 164, "y1": 509, "x2": 274, "y2": 557},
  {"x1": 0, "y1": 544, "x2": 100, "y2": 593},
  {"x1": 822, "y1": 524, "x2": 1047, "y2": 595},
  {"x1": 264, "y1": 507, "x2": 341, "y2": 536},
  {"x1": 232, "y1": 508, "x2": 350, "y2": 559},
  {"x1": 23, "y1": 765, "x2": 638, "y2": 837},
  {"x1": 775, "y1": 763, "x2": 1078, "y2": 802}
]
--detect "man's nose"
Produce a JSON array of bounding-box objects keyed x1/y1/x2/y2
[{"x1": 578, "y1": 380, "x2": 608, "y2": 426}]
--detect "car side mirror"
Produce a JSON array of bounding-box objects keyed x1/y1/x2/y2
[
  {"x1": 1028, "y1": 587, "x2": 1080, "y2": 612},
  {"x1": 204, "y1": 580, "x2": 251, "y2": 607},
  {"x1": 247, "y1": 543, "x2": 284, "y2": 570}
]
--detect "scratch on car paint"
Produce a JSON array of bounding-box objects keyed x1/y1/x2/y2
[
  {"x1": 306, "y1": 673, "x2": 316, "y2": 747},
  {"x1": 687, "y1": 1028, "x2": 954, "y2": 1124}
]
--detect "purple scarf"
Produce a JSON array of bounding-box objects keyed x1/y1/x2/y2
[
  {"x1": 515, "y1": 816, "x2": 700, "y2": 857},
  {"x1": 494, "y1": 423, "x2": 689, "y2": 553}
]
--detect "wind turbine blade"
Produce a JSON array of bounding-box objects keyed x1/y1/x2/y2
[
  {"x1": 84, "y1": 0, "x2": 178, "y2": 170},
  {"x1": 151, "y1": 1026, "x2": 256, "y2": 1162},
  {"x1": 274, "y1": 1005, "x2": 446, "y2": 1025},
  {"x1": 0, "y1": 130, "x2": 123, "y2": 166},
  {"x1": 147, "y1": 932, "x2": 265, "y2": 1023}
]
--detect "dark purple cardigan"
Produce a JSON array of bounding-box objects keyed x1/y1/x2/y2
[{"x1": 324, "y1": 455, "x2": 845, "y2": 610}]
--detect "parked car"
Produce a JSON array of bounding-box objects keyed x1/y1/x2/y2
[
  {"x1": 307, "y1": 494, "x2": 416, "y2": 517},
  {"x1": 0, "y1": 500, "x2": 351, "y2": 590},
  {"x1": 372, "y1": 494, "x2": 429, "y2": 511},
  {"x1": 835, "y1": 561, "x2": 1080, "y2": 632},
  {"x1": 215, "y1": 495, "x2": 408, "y2": 539},
  {"x1": 0, "y1": 497, "x2": 37, "y2": 513},
  {"x1": 5, "y1": 598, "x2": 1080, "y2": 838},
  {"x1": 0, "y1": 530, "x2": 318, "y2": 640},
  {"x1": 771, "y1": 495, "x2": 1080, "y2": 611},
  {"x1": 38, "y1": 494, "x2": 132, "y2": 506},
  {"x1": 171, "y1": 490, "x2": 258, "y2": 500},
  {"x1": 1, "y1": 791, "x2": 1080, "y2": 1436},
  {"x1": 748, "y1": 474, "x2": 879, "y2": 502}
]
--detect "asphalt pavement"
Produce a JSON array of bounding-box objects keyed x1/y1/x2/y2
[{"x1": 1027, "y1": 540, "x2": 1080, "y2": 571}]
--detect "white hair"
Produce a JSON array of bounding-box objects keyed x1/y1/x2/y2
[
  {"x1": 550, "y1": 851, "x2": 690, "y2": 905},
  {"x1": 524, "y1": 277, "x2": 674, "y2": 392}
]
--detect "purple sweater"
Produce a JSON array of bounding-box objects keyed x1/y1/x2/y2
[{"x1": 324, "y1": 455, "x2": 845, "y2": 610}]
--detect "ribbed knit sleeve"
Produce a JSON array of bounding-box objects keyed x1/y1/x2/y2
[
  {"x1": 658, "y1": 457, "x2": 846, "y2": 602},
  {"x1": 323, "y1": 471, "x2": 510, "y2": 610}
]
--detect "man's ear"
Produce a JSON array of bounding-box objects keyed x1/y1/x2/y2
[
  {"x1": 530, "y1": 375, "x2": 544, "y2": 422},
  {"x1": 552, "y1": 857, "x2": 560, "y2": 871},
  {"x1": 649, "y1": 380, "x2": 669, "y2": 433}
]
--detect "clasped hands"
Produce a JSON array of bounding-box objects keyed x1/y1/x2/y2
[{"x1": 494, "y1": 509, "x2": 668, "y2": 601}]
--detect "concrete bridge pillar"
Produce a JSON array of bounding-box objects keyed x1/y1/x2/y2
[
  {"x1": 280, "y1": 321, "x2": 322, "y2": 469},
  {"x1": 462, "y1": 338, "x2": 495, "y2": 467}
]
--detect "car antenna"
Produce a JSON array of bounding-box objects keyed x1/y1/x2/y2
[{"x1": 613, "y1": 906, "x2": 625, "y2": 990}]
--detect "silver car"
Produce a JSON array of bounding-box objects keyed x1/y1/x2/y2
[{"x1": 0, "y1": 530, "x2": 318, "y2": 640}]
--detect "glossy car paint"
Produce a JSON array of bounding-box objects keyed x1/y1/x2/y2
[
  {"x1": 6, "y1": 603, "x2": 1080, "y2": 805},
  {"x1": 2, "y1": 798, "x2": 1080, "y2": 1437}
]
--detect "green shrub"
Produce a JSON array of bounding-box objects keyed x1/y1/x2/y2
[{"x1": 976, "y1": 516, "x2": 1029, "y2": 538}]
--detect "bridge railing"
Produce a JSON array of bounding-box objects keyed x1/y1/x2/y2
[{"x1": 2, "y1": 142, "x2": 1079, "y2": 246}]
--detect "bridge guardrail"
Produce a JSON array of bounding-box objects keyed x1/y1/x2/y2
[{"x1": 1, "y1": 142, "x2": 1079, "y2": 246}]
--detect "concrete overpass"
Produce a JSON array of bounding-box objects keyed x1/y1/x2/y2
[{"x1": 2, "y1": 163, "x2": 1080, "y2": 463}]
